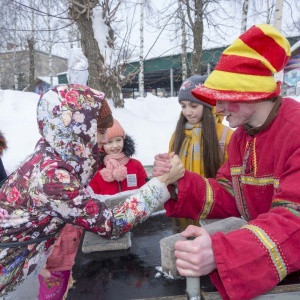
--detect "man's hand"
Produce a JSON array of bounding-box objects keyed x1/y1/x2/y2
[
  {"x1": 152, "y1": 152, "x2": 175, "y2": 177},
  {"x1": 175, "y1": 225, "x2": 216, "y2": 277}
]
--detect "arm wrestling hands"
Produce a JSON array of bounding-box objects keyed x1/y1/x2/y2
[
  {"x1": 156, "y1": 154, "x2": 184, "y2": 186},
  {"x1": 152, "y1": 152, "x2": 174, "y2": 177}
]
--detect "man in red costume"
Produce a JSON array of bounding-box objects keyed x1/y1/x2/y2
[{"x1": 153, "y1": 24, "x2": 300, "y2": 300}]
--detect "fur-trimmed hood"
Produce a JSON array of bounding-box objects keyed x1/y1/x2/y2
[
  {"x1": 0, "y1": 131, "x2": 7, "y2": 156},
  {"x1": 99, "y1": 134, "x2": 136, "y2": 164}
]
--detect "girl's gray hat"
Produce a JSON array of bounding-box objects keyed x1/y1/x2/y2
[{"x1": 178, "y1": 75, "x2": 212, "y2": 108}]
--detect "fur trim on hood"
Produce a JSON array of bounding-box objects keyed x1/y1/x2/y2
[
  {"x1": 99, "y1": 134, "x2": 136, "y2": 164},
  {"x1": 0, "y1": 131, "x2": 7, "y2": 156}
]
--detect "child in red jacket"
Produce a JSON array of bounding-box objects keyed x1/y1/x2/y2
[{"x1": 89, "y1": 119, "x2": 148, "y2": 194}]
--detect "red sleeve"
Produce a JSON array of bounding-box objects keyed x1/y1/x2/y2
[
  {"x1": 88, "y1": 169, "x2": 102, "y2": 194},
  {"x1": 164, "y1": 170, "x2": 240, "y2": 220},
  {"x1": 209, "y1": 207, "x2": 300, "y2": 299}
]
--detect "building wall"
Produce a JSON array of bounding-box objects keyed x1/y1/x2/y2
[{"x1": 0, "y1": 50, "x2": 67, "y2": 90}]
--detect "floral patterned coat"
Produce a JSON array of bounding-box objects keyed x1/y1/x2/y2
[{"x1": 0, "y1": 84, "x2": 169, "y2": 297}]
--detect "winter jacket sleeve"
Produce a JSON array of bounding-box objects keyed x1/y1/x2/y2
[
  {"x1": 208, "y1": 145, "x2": 300, "y2": 300},
  {"x1": 164, "y1": 167, "x2": 300, "y2": 300},
  {"x1": 36, "y1": 163, "x2": 170, "y2": 239},
  {"x1": 88, "y1": 169, "x2": 102, "y2": 194},
  {"x1": 164, "y1": 166, "x2": 240, "y2": 220}
]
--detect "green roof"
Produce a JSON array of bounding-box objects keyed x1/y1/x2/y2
[
  {"x1": 124, "y1": 36, "x2": 300, "y2": 75},
  {"x1": 124, "y1": 47, "x2": 226, "y2": 75}
]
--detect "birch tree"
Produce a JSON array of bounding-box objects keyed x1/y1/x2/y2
[
  {"x1": 138, "y1": 0, "x2": 155, "y2": 97},
  {"x1": 273, "y1": 0, "x2": 284, "y2": 30},
  {"x1": 139, "y1": 0, "x2": 144, "y2": 97},
  {"x1": 183, "y1": 0, "x2": 204, "y2": 74},
  {"x1": 241, "y1": 0, "x2": 249, "y2": 33},
  {"x1": 39, "y1": 0, "x2": 68, "y2": 87},
  {"x1": 27, "y1": 0, "x2": 37, "y2": 91},
  {"x1": 178, "y1": 0, "x2": 188, "y2": 81},
  {"x1": 13, "y1": 1, "x2": 20, "y2": 90}
]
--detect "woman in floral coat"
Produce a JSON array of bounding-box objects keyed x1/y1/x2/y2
[{"x1": 0, "y1": 84, "x2": 184, "y2": 299}]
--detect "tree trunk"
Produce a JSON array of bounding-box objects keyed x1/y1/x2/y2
[
  {"x1": 191, "y1": 0, "x2": 203, "y2": 75},
  {"x1": 274, "y1": 0, "x2": 284, "y2": 30},
  {"x1": 273, "y1": 0, "x2": 284, "y2": 83},
  {"x1": 75, "y1": 13, "x2": 104, "y2": 90},
  {"x1": 47, "y1": 5, "x2": 53, "y2": 86},
  {"x1": 27, "y1": 37, "x2": 35, "y2": 92},
  {"x1": 241, "y1": 0, "x2": 249, "y2": 33},
  {"x1": 179, "y1": 0, "x2": 187, "y2": 81},
  {"x1": 70, "y1": 4, "x2": 124, "y2": 107},
  {"x1": 139, "y1": 0, "x2": 145, "y2": 97},
  {"x1": 266, "y1": 0, "x2": 271, "y2": 24}
]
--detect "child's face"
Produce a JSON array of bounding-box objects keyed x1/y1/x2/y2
[
  {"x1": 103, "y1": 136, "x2": 124, "y2": 155},
  {"x1": 180, "y1": 100, "x2": 204, "y2": 124}
]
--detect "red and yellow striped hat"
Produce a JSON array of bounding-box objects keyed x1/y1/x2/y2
[{"x1": 191, "y1": 24, "x2": 291, "y2": 106}]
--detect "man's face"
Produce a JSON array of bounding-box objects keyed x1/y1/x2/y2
[{"x1": 216, "y1": 101, "x2": 257, "y2": 128}]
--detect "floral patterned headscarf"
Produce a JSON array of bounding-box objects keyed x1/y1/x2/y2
[{"x1": 37, "y1": 84, "x2": 106, "y2": 186}]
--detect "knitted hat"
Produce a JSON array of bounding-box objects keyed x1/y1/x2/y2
[
  {"x1": 192, "y1": 24, "x2": 291, "y2": 106},
  {"x1": 97, "y1": 99, "x2": 113, "y2": 129},
  {"x1": 178, "y1": 75, "x2": 212, "y2": 108},
  {"x1": 106, "y1": 119, "x2": 125, "y2": 140}
]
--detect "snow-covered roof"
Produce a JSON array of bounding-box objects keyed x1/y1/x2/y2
[{"x1": 37, "y1": 76, "x2": 58, "y2": 86}]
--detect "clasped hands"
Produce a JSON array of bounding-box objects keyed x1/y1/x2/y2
[{"x1": 156, "y1": 152, "x2": 185, "y2": 186}]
